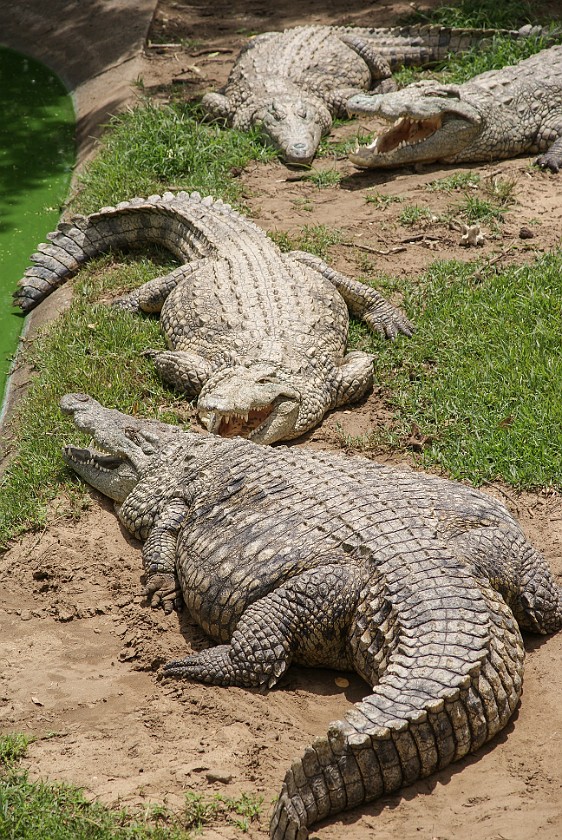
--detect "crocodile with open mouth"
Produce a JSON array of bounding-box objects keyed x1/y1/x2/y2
[
  {"x1": 13, "y1": 191, "x2": 412, "y2": 443},
  {"x1": 348, "y1": 44, "x2": 562, "y2": 171}
]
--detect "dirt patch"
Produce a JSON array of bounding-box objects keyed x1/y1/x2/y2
[{"x1": 2, "y1": 2, "x2": 562, "y2": 838}]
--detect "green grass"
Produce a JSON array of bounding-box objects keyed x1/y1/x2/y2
[
  {"x1": 349, "y1": 252, "x2": 562, "y2": 488},
  {"x1": 364, "y1": 191, "x2": 404, "y2": 208},
  {"x1": 304, "y1": 168, "x2": 342, "y2": 188},
  {"x1": 74, "y1": 100, "x2": 276, "y2": 213},
  {"x1": 398, "y1": 205, "x2": 434, "y2": 226},
  {"x1": 0, "y1": 733, "x2": 262, "y2": 838},
  {"x1": 0, "y1": 253, "x2": 182, "y2": 547},
  {"x1": 426, "y1": 172, "x2": 481, "y2": 193},
  {"x1": 453, "y1": 194, "x2": 507, "y2": 224},
  {"x1": 394, "y1": 27, "x2": 561, "y2": 88},
  {"x1": 401, "y1": 0, "x2": 550, "y2": 28},
  {"x1": 269, "y1": 224, "x2": 342, "y2": 258}
]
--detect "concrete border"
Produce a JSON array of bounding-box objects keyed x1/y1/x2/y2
[{"x1": 0, "y1": 0, "x2": 159, "y2": 445}]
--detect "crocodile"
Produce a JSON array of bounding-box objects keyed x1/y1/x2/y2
[
  {"x1": 13, "y1": 190, "x2": 412, "y2": 444},
  {"x1": 202, "y1": 24, "x2": 545, "y2": 165},
  {"x1": 348, "y1": 44, "x2": 562, "y2": 172},
  {"x1": 61, "y1": 392, "x2": 562, "y2": 840}
]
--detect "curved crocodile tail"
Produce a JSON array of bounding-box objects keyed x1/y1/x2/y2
[
  {"x1": 12, "y1": 190, "x2": 256, "y2": 313},
  {"x1": 270, "y1": 551, "x2": 525, "y2": 839}
]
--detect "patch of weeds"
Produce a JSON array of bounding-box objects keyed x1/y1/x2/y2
[
  {"x1": 291, "y1": 197, "x2": 314, "y2": 212},
  {"x1": 365, "y1": 191, "x2": 404, "y2": 208},
  {"x1": 269, "y1": 224, "x2": 342, "y2": 258},
  {"x1": 332, "y1": 423, "x2": 397, "y2": 453},
  {"x1": 73, "y1": 100, "x2": 276, "y2": 213},
  {"x1": 455, "y1": 194, "x2": 507, "y2": 224},
  {"x1": 0, "y1": 733, "x2": 31, "y2": 767},
  {"x1": 318, "y1": 130, "x2": 372, "y2": 158},
  {"x1": 305, "y1": 168, "x2": 342, "y2": 188},
  {"x1": 183, "y1": 791, "x2": 262, "y2": 833},
  {"x1": 0, "y1": 253, "x2": 184, "y2": 547},
  {"x1": 426, "y1": 172, "x2": 481, "y2": 192},
  {"x1": 398, "y1": 205, "x2": 434, "y2": 226},
  {"x1": 482, "y1": 175, "x2": 518, "y2": 206}
]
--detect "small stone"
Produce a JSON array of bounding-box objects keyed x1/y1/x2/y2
[
  {"x1": 519, "y1": 226, "x2": 535, "y2": 239},
  {"x1": 20, "y1": 610, "x2": 32, "y2": 621},
  {"x1": 205, "y1": 769, "x2": 233, "y2": 784},
  {"x1": 335, "y1": 677, "x2": 349, "y2": 688},
  {"x1": 118, "y1": 647, "x2": 138, "y2": 662},
  {"x1": 56, "y1": 607, "x2": 75, "y2": 622}
]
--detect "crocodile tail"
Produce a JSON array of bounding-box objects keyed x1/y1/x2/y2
[
  {"x1": 12, "y1": 190, "x2": 254, "y2": 313},
  {"x1": 335, "y1": 24, "x2": 552, "y2": 70},
  {"x1": 270, "y1": 551, "x2": 524, "y2": 839}
]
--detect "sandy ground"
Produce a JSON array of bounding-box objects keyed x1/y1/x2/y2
[{"x1": 1, "y1": 2, "x2": 562, "y2": 838}]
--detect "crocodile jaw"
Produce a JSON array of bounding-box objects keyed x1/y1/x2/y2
[
  {"x1": 198, "y1": 396, "x2": 300, "y2": 444},
  {"x1": 62, "y1": 445, "x2": 139, "y2": 502},
  {"x1": 348, "y1": 90, "x2": 481, "y2": 168}
]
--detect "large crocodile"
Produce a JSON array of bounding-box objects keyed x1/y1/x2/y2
[
  {"x1": 61, "y1": 392, "x2": 562, "y2": 840},
  {"x1": 202, "y1": 24, "x2": 544, "y2": 165},
  {"x1": 13, "y1": 191, "x2": 412, "y2": 444},
  {"x1": 348, "y1": 44, "x2": 562, "y2": 171}
]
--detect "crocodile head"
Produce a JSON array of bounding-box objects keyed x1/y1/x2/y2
[
  {"x1": 60, "y1": 393, "x2": 188, "y2": 501},
  {"x1": 347, "y1": 83, "x2": 482, "y2": 169},
  {"x1": 252, "y1": 92, "x2": 332, "y2": 166},
  {"x1": 197, "y1": 362, "x2": 303, "y2": 444}
]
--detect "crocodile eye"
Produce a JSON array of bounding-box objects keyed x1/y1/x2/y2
[
  {"x1": 268, "y1": 103, "x2": 286, "y2": 120},
  {"x1": 296, "y1": 105, "x2": 308, "y2": 119}
]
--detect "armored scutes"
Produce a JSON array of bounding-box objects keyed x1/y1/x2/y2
[
  {"x1": 13, "y1": 191, "x2": 412, "y2": 443},
  {"x1": 348, "y1": 44, "x2": 562, "y2": 171},
  {"x1": 202, "y1": 24, "x2": 543, "y2": 165},
  {"x1": 61, "y1": 393, "x2": 562, "y2": 840}
]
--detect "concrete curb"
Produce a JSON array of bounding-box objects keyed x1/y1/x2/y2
[{"x1": 0, "y1": 0, "x2": 159, "y2": 454}]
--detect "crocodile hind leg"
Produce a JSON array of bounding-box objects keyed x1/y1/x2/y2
[
  {"x1": 286, "y1": 250, "x2": 414, "y2": 339},
  {"x1": 271, "y1": 551, "x2": 525, "y2": 840},
  {"x1": 163, "y1": 563, "x2": 366, "y2": 688},
  {"x1": 113, "y1": 258, "x2": 212, "y2": 313}
]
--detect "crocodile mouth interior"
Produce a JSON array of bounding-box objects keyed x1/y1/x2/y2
[
  {"x1": 216, "y1": 404, "x2": 275, "y2": 438},
  {"x1": 63, "y1": 445, "x2": 124, "y2": 470},
  {"x1": 359, "y1": 114, "x2": 444, "y2": 154}
]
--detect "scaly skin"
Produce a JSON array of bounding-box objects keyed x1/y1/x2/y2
[
  {"x1": 203, "y1": 24, "x2": 543, "y2": 165},
  {"x1": 348, "y1": 44, "x2": 562, "y2": 171},
  {"x1": 13, "y1": 191, "x2": 413, "y2": 443},
  {"x1": 61, "y1": 393, "x2": 562, "y2": 840}
]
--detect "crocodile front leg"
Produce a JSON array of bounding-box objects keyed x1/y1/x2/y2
[
  {"x1": 142, "y1": 498, "x2": 189, "y2": 613},
  {"x1": 163, "y1": 563, "x2": 365, "y2": 687},
  {"x1": 287, "y1": 250, "x2": 414, "y2": 338},
  {"x1": 149, "y1": 350, "x2": 215, "y2": 396},
  {"x1": 535, "y1": 133, "x2": 562, "y2": 173},
  {"x1": 332, "y1": 350, "x2": 375, "y2": 407}
]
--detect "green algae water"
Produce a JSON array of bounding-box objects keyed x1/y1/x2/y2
[{"x1": 0, "y1": 47, "x2": 75, "y2": 409}]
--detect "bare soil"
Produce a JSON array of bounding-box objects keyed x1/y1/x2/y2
[{"x1": 2, "y1": 2, "x2": 562, "y2": 838}]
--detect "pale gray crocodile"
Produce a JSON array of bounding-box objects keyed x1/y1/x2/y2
[
  {"x1": 61, "y1": 392, "x2": 562, "y2": 840},
  {"x1": 13, "y1": 191, "x2": 412, "y2": 443},
  {"x1": 348, "y1": 44, "x2": 562, "y2": 171},
  {"x1": 202, "y1": 24, "x2": 544, "y2": 165}
]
